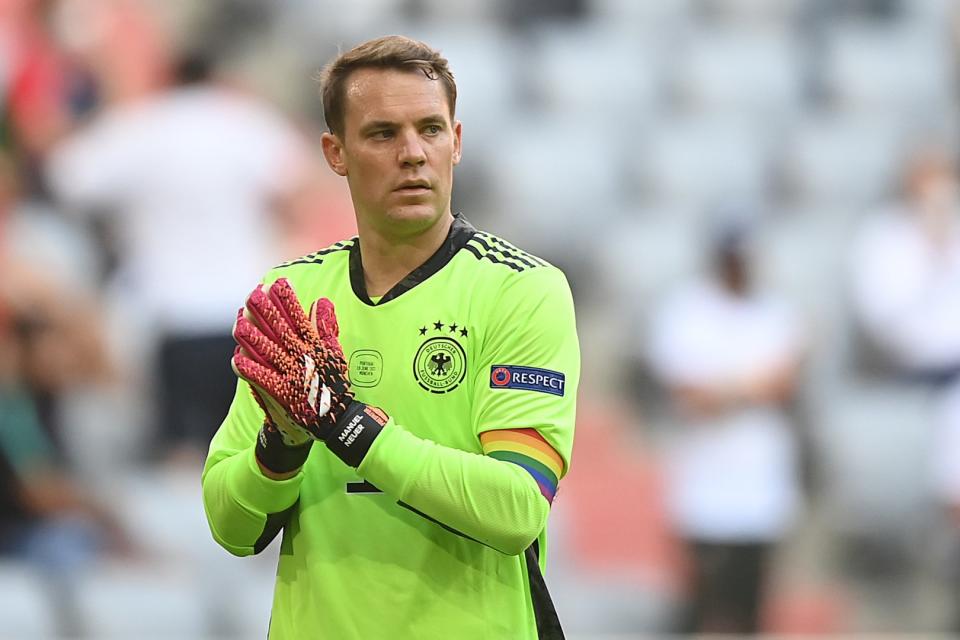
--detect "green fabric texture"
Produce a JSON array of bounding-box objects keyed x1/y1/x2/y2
[
  {"x1": 358, "y1": 418, "x2": 550, "y2": 555},
  {"x1": 202, "y1": 444, "x2": 304, "y2": 556},
  {"x1": 202, "y1": 227, "x2": 579, "y2": 639}
]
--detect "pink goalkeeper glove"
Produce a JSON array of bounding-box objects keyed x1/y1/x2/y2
[{"x1": 232, "y1": 278, "x2": 388, "y2": 471}]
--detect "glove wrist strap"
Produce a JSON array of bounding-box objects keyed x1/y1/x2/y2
[
  {"x1": 323, "y1": 402, "x2": 388, "y2": 468},
  {"x1": 256, "y1": 422, "x2": 313, "y2": 474}
]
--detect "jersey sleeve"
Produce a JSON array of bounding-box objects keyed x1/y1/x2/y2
[
  {"x1": 358, "y1": 421, "x2": 551, "y2": 555},
  {"x1": 472, "y1": 266, "x2": 580, "y2": 476},
  {"x1": 201, "y1": 377, "x2": 305, "y2": 556}
]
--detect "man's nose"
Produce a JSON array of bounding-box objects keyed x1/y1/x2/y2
[{"x1": 398, "y1": 131, "x2": 427, "y2": 167}]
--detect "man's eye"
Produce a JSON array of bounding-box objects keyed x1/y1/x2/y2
[
  {"x1": 424, "y1": 125, "x2": 442, "y2": 135},
  {"x1": 372, "y1": 130, "x2": 393, "y2": 139}
]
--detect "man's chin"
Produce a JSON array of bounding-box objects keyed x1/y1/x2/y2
[{"x1": 382, "y1": 205, "x2": 448, "y2": 235}]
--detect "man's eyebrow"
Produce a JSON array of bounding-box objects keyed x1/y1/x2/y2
[
  {"x1": 416, "y1": 114, "x2": 447, "y2": 125},
  {"x1": 359, "y1": 120, "x2": 398, "y2": 133}
]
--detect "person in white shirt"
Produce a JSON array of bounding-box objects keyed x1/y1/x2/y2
[
  {"x1": 851, "y1": 147, "x2": 960, "y2": 631},
  {"x1": 45, "y1": 52, "x2": 310, "y2": 458},
  {"x1": 647, "y1": 219, "x2": 805, "y2": 634},
  {"x1": 850, "y1": 147, "x2": 960, "y2": 382}
]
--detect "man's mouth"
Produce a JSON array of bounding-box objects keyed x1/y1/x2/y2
[{"x1": 395, "y1": 181, "x2": 431, "y2": 193}]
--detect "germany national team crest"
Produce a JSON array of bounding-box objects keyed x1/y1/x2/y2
[{"x1": 413, "y1": 337, "x2": 466, "y2": 394}]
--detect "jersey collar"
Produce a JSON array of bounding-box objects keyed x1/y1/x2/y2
[{"x1": 349, "y1": 213, "x2": 477, "y2": 306}]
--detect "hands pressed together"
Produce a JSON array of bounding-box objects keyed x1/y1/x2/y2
[{"x1": 231, "y1": 278, "x2": 387, "y2": 472}]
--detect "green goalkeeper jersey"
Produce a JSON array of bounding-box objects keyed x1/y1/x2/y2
[{"x1": 202, "y1": 215, "x2": 579, "y2": 639}]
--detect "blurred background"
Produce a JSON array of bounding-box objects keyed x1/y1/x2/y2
[{"x1": 2, "y1": 0, "x2": 960, "y2": 637}]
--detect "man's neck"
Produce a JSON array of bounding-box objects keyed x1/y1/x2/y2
[{"x1": 358, "y1": 214, "x2": 454, "y2": 298}]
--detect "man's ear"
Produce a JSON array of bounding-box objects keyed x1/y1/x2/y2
[
  {"x1": 321, "y1": 132, "x2": 347, "y2": 176},
  {"x1": 452, "y1": 120, "x2": 462, "y2": 166}
]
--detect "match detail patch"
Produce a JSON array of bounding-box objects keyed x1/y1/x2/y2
[{"x1": 490, "y1": 365, "x2": 565, "y2": 396}]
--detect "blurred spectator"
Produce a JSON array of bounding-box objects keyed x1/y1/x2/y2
[
  {"x1": 0, "y1": 152, "x2": 133, "y2": 634},
  {"x1": 45, "y1": 50, "x2": 312, "y2": 460},
  {"x1": 0, "y1": 0, "x2": 94, "y2": 195},
  {"x1": 50, "y1": 0, "x2": 172, "y2": 107},
  {"x1": 0, "y1": 148, "x2": 106, "y2": 439},
  {"x1": 0, "y1": 263, "x2": 133, "y2": 636},
  {"x1": 646, "y1": 216, "x2": 806, "y2": 634},
  {"x1": 0, "y1": 285, "x2": 128, "y2": 565},
  {"x1": 851, "y1": 145, "x2": 960, "y2": 629},
  {"x1": 850, "y1": 146, "x2": 960, "y2": 382}
]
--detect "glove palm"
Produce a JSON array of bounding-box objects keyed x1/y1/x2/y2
[{"x1": 231, "y1": 278, "x2": 353, "y2": 442}]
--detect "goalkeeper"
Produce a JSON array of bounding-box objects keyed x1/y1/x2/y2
[{"x1": 201, "y1": 35, "x2": 579, "y2": 640}]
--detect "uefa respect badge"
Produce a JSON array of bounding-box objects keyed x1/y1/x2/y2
[{"x1": 490, "y1": 365, "x2": 565, "y2": 396}]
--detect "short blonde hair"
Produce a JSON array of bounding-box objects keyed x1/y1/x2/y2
[{"x1": 318, "y1": 35, "x2": 457, "y2": 136}]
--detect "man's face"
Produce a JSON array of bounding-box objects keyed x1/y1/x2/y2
[{"x1": 322, "y1": 68, "x2": 461, "y2": 238}]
